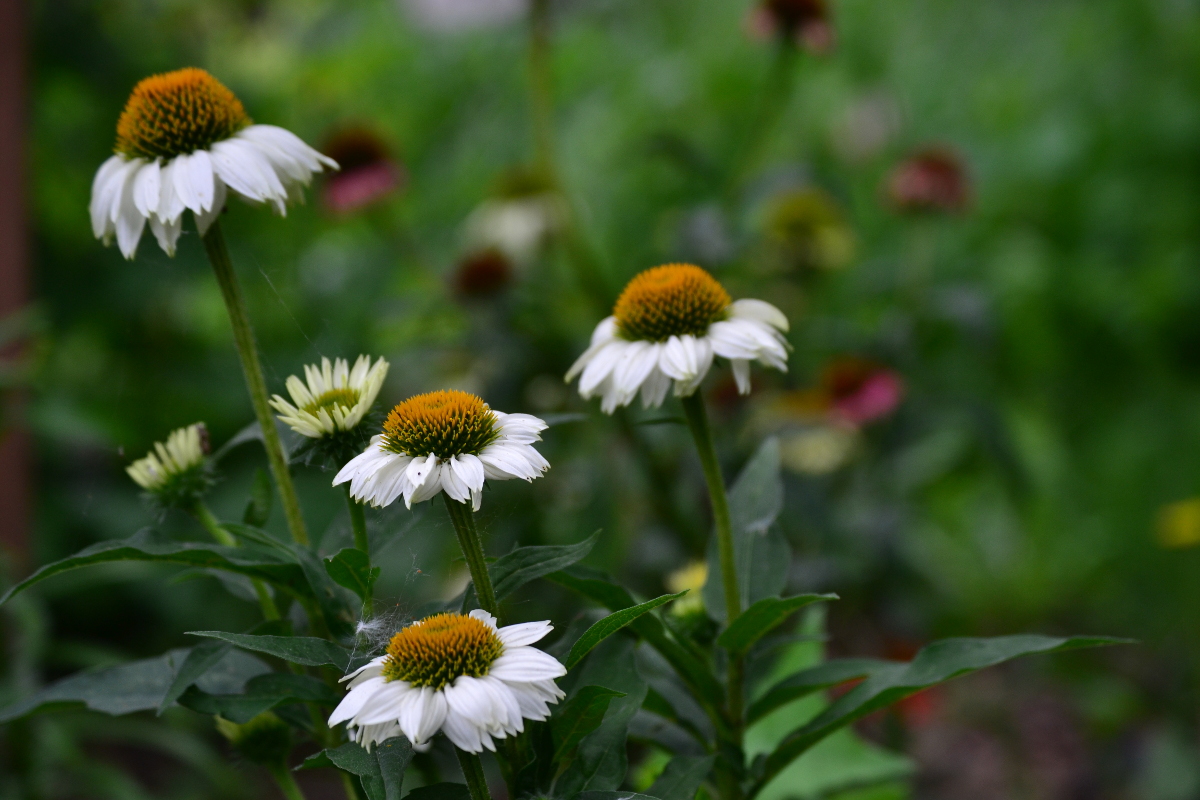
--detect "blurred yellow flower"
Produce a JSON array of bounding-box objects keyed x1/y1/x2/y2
[
  {"x1": 762, "y1": 188, "x2": 855, "y2": 273},
  {"x1": 1156, "y1": 498, "x2": 1200, "y2": 549},
  {"x1": 666, "y1": 561, "x2": 708, "y2": 617}
]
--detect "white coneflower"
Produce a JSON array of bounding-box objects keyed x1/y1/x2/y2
[
  {"x1": 89, "y1": 68, "x2": 338, "y2": 259},
  {"x1": 126, "y1": 422, "x2": 212, "y2": 504},
  {"x1": 566, "y1": 264, "x2": 790, "y2": 413},
  {"x1": 270, "y1": 356, "x2": 389, "y2": 439},
  {"x1": 333, "y1": 390, "x2": 549, "y2": 511},
  {"x1": 329, "y1": 610, "x2": 565, "y2": 754}
]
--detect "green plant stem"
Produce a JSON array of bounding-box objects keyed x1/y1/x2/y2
[
  {"x1": 339, "y1": 771, "x2": 365, "y2": 800},
  {"x1": 443, "y1": 496, "x2": 500, "y2": 619},
  {"x1": 681, "y1": 392, "x2": 745, "y2": 800},
  {"x1": 456, "y1": 748, "x2": 493, "y2": 800},
  {"x1": 192, "y1": 501, "x2": 280, "y2": 621},
  {"x1": 203, "y1": 222, "x2": 309, "y2": 547},
  {"x1": 528, "y1": 0, "x2": 556, "y2": 181},
  {"x1": 268, "y1": 764, "x2": 308, "y2": 800},
  {"x1": 343, "y1": 483, "x2": 373, "y2": 590},
  {"x1": 726, "y1": 37, "x2": 797, "y2": 198}
]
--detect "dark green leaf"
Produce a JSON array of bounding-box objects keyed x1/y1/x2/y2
[
  {"x1": 403, "y1": 784, "x2": 470, "y2": 800},
  {"x1": 179, "y1": 672, "x2": 340, "y2": 723},
  {"x1": 550, "y1": 685, "x2": 626, "y2": 762},
  {"x1": 188, "y1": 631, "x2": 352, "y2": 670},
  {"x1": 294, "y1": 543, "x2": 358, "y2": 638},
  {"x1": 158, "y1": 639, "x2": 232, "y2": 714},
  {"x1": 491, "y1": 531, "x2": 600, "y2": 601},
  {"x1": 0, "y1": 647, "x2": 269, "y2": 723},
  {"x1": 0, "y1": 528, "x2": 307, "y2": 606},
  {"x1": 716, "y1": 594, "x2": 839, "y2": 655},
  {"x1": 565, "y1": 591, "x2": 687, "y2": 670},
  {"x1": 752, "y1": 635, "x2": 1131, "y2": 795},
  {"x1": 300, "y1": 738, "x2": 410, "y2": 800},
  {"x1": 548, "y1": 567, "x2": 724, "y2": 707},
  {"x1": 577, "y1": 794, "x2": 661, "y2": 800},
  {"x1": 747, "y1": 658, "x2": 889, "y2": 725},
  {"x1": 647, "y1": 754, "x2": 716, "y2": 800},
  {"x1": 374, "y1": 736, "x2": 414, "y2": 800},
  {"x1": 702, "y1": 439, "x2": 791, "y2": 623},
  {"x1": 324, "y1": 548, "x2": 380, "y2": 602},
  {"x1": 243, "y1": 468, "x2": 273, "y2": 527}
]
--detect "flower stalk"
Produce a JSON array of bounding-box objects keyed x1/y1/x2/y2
[
  {"x1": 267, "y1": 765, "x2": 308, "y2": 800},
  {"x1": 203, "y1": 222, "x2": 310, "y2": 547},
  {"x1": 444, "y1": 495, "x2": 499, "y2": 620},
  {"x1": 456, "y1": 748, "x2": 494, "y2": 800}
]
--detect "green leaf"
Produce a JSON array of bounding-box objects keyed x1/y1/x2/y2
[
  {"x1": 549, "y1": 567, "x2": 724, "y2": 707},
  {"x1": 577, "y1": 794, "x2": 661, "y2": 800},
  {"x1": 491, "y1": 531, "x2": 600, "y2": 601},
  {"x1": 703, "y1": 439, "x2": 791, "y2": 623},
  {"x1": 565, "y1": 591, "x2": 688, "y2": 670},
  {"x1": 179, "y1": 672, "x2": 340, "y2": 723},
  {"x1": 0, "y1": 647, "x2": 269, "y2": 723},
  {"x1": 324, "y1": 548, "x2": 380, "y2": 602},
  {"x1": 0, "y1": 528, "x2": 308, "y2": 606},
  {"x1": 747, "y1": 658, "x2": 889, "y2": 725},
  {"x1": 300, "y1": 738, "x2": 411, "y2": 800},
  {"x1": 647, "y1": 754, "x2": 716, "y2": 800},
  {"x1": 157, "y1": 639, "x2": 232, "y2": 714},
  {"x1": 752, "y1": 635, "x2": 1131, "y2": 795},
  {"x1": 555, "y1": 637, "x2": 649, "y2": 797},
  {"x1": 188, "y1": 631, "x2": 352, "y2": 670},
  {"x1": 717, "y1": 594, "x2": 839, "y2": 656},
  {"x1": 403, "y1": 785, "x2": 470, "y2": 800},
  {"x1": 550, "y1": 685, "x2": 626, "y2": 762},
  {"x1": 243, "y1": 468, "x2": 273, "y2": 527}
]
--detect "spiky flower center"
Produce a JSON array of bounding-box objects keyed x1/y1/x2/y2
[
  {"x1": 115, "y1": 68, "x2": 251, "y2": 159},
  {"x1": 303, "y1": 387, "x2": 362, "y2": 417},
  {"x1": 382, "y1": 613, "x2": 504, "y2": 690},
  {"x1": 613, "y1": 264, "x2": 731, "y2": 342},
  {"x1": 381, "y1": 390, "x2": 499, "y2": 458}
]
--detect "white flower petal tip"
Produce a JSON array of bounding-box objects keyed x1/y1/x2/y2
[
  {"x1": 566, "y1": 264, "x2": 790, "y2": 412},
  {"x1": 126, "y1": 422, "x2": 210, "y2": 496},
  {"x1": 332, "y1": 390, "x2": 549, "y2": 511},
  {"x1": 91, "y1": 69, "x2": 336, "y2": 259},
  {"x1": 270, "y1": 355, "x2": 389, "y2": 439},
  {"x1": 329, "y1": 612, "x2": 564, "y2": 754}
]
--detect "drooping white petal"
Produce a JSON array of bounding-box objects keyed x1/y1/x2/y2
[
  {"x1": 496, "y1": 620, "x2": 553, "y2": 648},
  {"x1": 132, "y1": 160, "x2": 162, "y2": 218},
  {"x1": 729, "y1": 298, "x2": 789, "y2": 331},
  {"x1": 195, "y1": 178, "x2": 227, "y2": 235},
  {"x1": 148, "y1": 214, "x2": 183, "y2": 257},
  {"x1": 90, "y1": 155, "x2": 128, "y2": 238},
  {"x1": 488, "y1": 647, "x2": 568, "y2": 683}
]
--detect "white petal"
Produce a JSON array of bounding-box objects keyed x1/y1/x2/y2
[
  {"x1": 565, "y1": 317, "x2": 620, "y2": 381},
  {"x1": 451, "y1": 454, "x2": 486, "y2": 493},
  {"x1": 157, "y1": 158, "x2": 185, "y2": 223},
  {"x1": 729, "y1": 298, "x2": 789, "y2": 331},
  {"x1": 148, "y1": 214, "x2": 183, "y2": 257},
  {"x1": 731, "y1": 359, "x2": 751, "y2": 394},
  {"x1": 114, "y1": 168, "x2": 146, "y2": 259},
  {"x1": 488, "y1": 647, "x2": 567, "y2": 683},
  {"x1": 195, "y1": 178, "x2": 227, "y2": 235},
  {"x1": 132, "y1": 160, "x2": 161, "y2": 218},
  {"x1": 90, "y1": 155, "x2": 127, "y2": 238},
  {"x1": 468, "y1": 608, "x2": 499, "y2": 629},
  {"x1": 328, "y1": 676, "x2": 386, "y2": 725},
  {"x1": 496, "y1": 620, "x2": 553, "y2": 647}
]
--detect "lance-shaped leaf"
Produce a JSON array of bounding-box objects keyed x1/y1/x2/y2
[
  {"x1": 648, "y1": 754, "x2": 717, "y2": 800},
  {"x1": 158, "y1": 640, "x2": 232, "y2": 714},
  {"x1": 549, "y1": 567, "x2": 724, "y2": 706},
  {"x1": 300, "y1": 738, "x2": 412, "y2": 800},
  {"x1": 751, "y1": 635, "x2": 1131, "y2": 796},
  {"x1": 565, "y1": 592, "x2": 687, "y2": 670},
  {"x1": 550, "y1": 685, "x2": 626, "y2": 763},
  {"x1": 717, "y1": 594, "x2": 839, "y2": 656},
  {"x1": 0, "y1": 647, "x2": 268, "y2": 723},
  {"x1": 179, "y1": 672, "x2": 340, "y2": 723},
  {"x1": 188, "y1": 631, "x2": 352, "y2": 670},
  {"x1": 577, "y1": 794, "x2": 661, "y2": 800},
  {"x1": 747, "y1": 658, "x2": 889, "y2": 725},
  {"x1": 492, "y1": 531, "x2": 600, "y2": 601},
  {"x1": 0, "y1": 529, "x2": 307, "y2": 606},
  {"x1": 324, "y1": 548, "x2": 380, "y2": 602}
]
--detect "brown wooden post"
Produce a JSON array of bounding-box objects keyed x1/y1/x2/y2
[{"x1": 0, "y1": 0, "x2": 30, "y2": 562}]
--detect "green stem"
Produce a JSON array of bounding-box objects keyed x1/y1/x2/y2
[
  {"x1": 343, "y1": 485, "x2": 373, "y2": 602},
  {"x1": 268, "y1": 764, "x2": 308, "y2": 800},
  {"x1": 680, "y1": 392, "x2": 745, "y2": 800},
  {"x1": 443, "y1": 496, "x2": 499, "y2": 620},
  {"x1": 339, "y1": 771, "x2": 365, "y2": 800},
  {"x1": 528, "y1": 0, "x2": 556, "y2": 181},
  {"x1": 456, "y1": 748, "x2": 493, "y2": 800},
  {"x1": 203, "y1": 222, "x2": 309, "y2": 547},
  {"x1": 726, "y1": 37, "x2": 797, "y2": 198},
  {"x1": 192, "y1": 501, "x2": 280, "y2": 621}
]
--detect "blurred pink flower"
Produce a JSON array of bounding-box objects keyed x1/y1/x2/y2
[
  {"x1": 822, "y1": 358, "x2": 905, "y2": 425},
  {"x1": 746, "y1": 0, "x2": 835, "y2": 54},
  {"x1": 885, "y1": 147, "x2": 971, "y2": 214},
  {"x1": 320, "y1": 128, "x2": 405, "y2": 214}
]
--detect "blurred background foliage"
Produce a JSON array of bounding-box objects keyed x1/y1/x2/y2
[{"x1": 5, "y1": 0, "x2": 1200, "y2": 797}]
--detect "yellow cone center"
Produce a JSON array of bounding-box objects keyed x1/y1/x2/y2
[
  {"x1": 115, "y1": 68, "x2": 251, "y2": 159},
  {"x1": 381, "y1": 390, "x2": 499, "y2": 458},
  {"x1": 613, "y1": 264, "x2": 731, "y2": 342},
  {"x1": 382, "y1": 613, "x2": 504, "y2": 689}
]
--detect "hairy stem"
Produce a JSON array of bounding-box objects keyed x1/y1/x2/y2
[
  {"x1": 203, "y1": 222, "x2": 309, "y2": 546},
  {"x1": 443, "y1": 496, "x2": 499, "y2": 620},
  {"x1": 268, "y1": 764, "x2": 308, "y2": 800},
  {"x1": 456, "y1": 748, "x2": 494, "y2": 800},
  {"x1": 344, "y1": 486, "x2": 373, "y2": 608},
  {"x1": 192, "y1": 501, "x2": 280, "y2": 621},
  {"x1": 681, "y1": 392, "x2": 745, "y2": 800}
]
